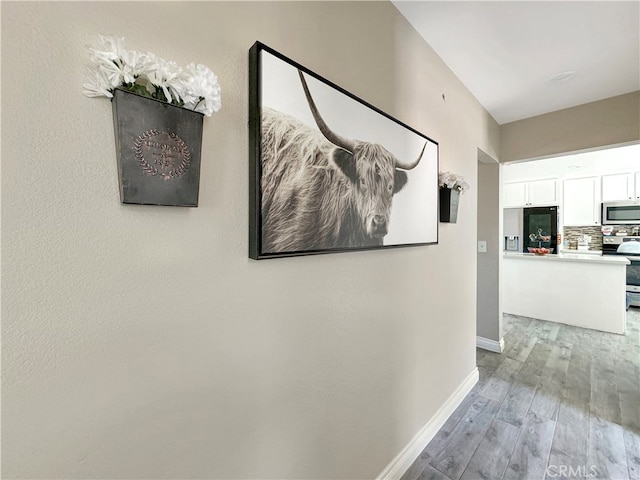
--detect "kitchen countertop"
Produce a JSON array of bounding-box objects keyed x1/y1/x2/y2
[
  {"x1": 504, "y1": 252, "x2": 629, "y2": 265},
  {"x1": 563, "y1": 249, "x2": 602, "y2": 255}
]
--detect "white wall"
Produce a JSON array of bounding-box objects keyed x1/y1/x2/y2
[{"x1": 1, "y1": 2, "x2": 499, "y2": 478}]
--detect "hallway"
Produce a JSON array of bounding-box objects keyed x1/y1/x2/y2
[{"x1": 402, "y1": 310, "x2": 640, "y2": 480}]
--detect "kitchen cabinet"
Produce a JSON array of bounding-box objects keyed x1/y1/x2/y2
[
  {"x1": 503, "y1": 179, "x2": 558, "y2": 208},
  {"x1": 601, "y1": 173, "x2": 634, "y2": 201},
  {"x1": 528, "y1": 179, "x2": 558, "y2": 205},
  {"x1": 563, "y1": 176, "x2": 601, "y2": 226},
  {"x1": 503, "y1": 253, "x2": 627, "y2": 334},
  {"x1": 636, "y1": 173, "x2": 640, "y2": 199},
  {"x1": 503, "y1": 182, "x2": 527, "y2": 207}
]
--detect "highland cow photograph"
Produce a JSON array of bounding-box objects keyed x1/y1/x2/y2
[{"x1": 249, "y1": 43, "x2": 439, "y2": 259}]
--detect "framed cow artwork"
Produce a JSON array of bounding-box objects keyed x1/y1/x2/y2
[{"x1": 249, "y1": 42, "x2": 439, "y2": 260}]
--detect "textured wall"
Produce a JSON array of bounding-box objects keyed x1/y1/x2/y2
[{"x1": 1, "y1": 2, "x2": 499, "y2": 478}]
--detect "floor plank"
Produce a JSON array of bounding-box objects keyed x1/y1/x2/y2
[
  {"x1": 416, "y1": 464, "x2": 450, "y2": 480},
  {"x1": 422, "y1": 390, "x2": 482, "y2": 459},
  {"x1": 615, "y1": 361, "x2": 640, "y2": 396},
  {"x1": 545, "y1": 341, "x2": 573, "y2": 373},
  {"x1": 459, "y1": 419, "x2": 520, "y2": 480},
  {"x1": 496, "y1": 380, "x2": 538, "y2": 428},
  {"x1": 431, "y1": 398, "x2": 501, "y2": 479},
  {"x1": 505, "y1": 334, "x2": 538, "y2": 363},
  {"x1": 619, "y1": 390, "x2": 640, "y2": 430},
  {"x1": 588, "y1": 416, "x2": 629, "y2": 479},
  {"x1": 402, "y1": 311, "x2": 639, "y2": 480},
  {"x1": 517, "y1": 341, "x2": 553, "y2": 379},
  {"x1": 547, "y1": 420, "x2": 588, "y2": 478},
  {"x1": 503, "y1": 412, "x2": 556, "y2": 480},
  {"x1": 590, "y1": 362, "x2": 622, "y2": 425},
  {"x1": 563, "y1": 347, "x2": 591, "y2": 392},
  {"x1": 529, "y1": 368, "x2": 565, "y2": 421},
  {"x1": 400, "y1": 451, "x2": 432, "y2": 480},
  {"x1": 480, "y1": 357, "x2": 523, "y2": 403},
  {"x1": 624, "y1": 430, "x2": 640, "y2": 480}
]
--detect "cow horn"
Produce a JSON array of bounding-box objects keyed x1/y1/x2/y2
[
  {"x1": 396, "y1": 141, "x2": 427, "y2": 170},
  {"x1": 298, "y1": 70, "x2": 356, "y2": 154}
]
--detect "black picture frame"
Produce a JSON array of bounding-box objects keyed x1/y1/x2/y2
[{"x1": 249, "y1": 42, "x2": 439, "y2": 260}]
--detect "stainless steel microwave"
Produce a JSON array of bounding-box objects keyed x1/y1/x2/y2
[{"x1": 602, "y1": 200, "x2": 640, "y2": 225}]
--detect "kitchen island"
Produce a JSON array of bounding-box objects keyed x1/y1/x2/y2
[{"x1": 503, "y1": 252, "x2": 629, "y2": 334}]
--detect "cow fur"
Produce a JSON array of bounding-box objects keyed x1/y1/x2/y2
[{"x1": 260, "y1": 107, "x2": 409, "y2": 253}]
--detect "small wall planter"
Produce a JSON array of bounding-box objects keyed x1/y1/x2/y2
[
  {"x1": 439, "y1": 187, "x2": 460, "y2": 223},
  {"x1": 112, "y1": 88, "x2": 204, "y2": 207}
]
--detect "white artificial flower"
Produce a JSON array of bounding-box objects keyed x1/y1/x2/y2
[
  {"x1": 94, "y1": 34, "x2": 128, "y2": 63},
  {"x1": 86, "y1": 34, "x2": 135, "y2": 88},
  {"x1": 146, "y1": 57, "x2": 183, "y2": 103},
  {"x1": 82, "y1": 67, "x2": 113, "y2": 98},
  {"x1": 83, "y1": 35, "x2": 221, "y2": 116},
  {"x1": 180, "y1": 63, "x2": 222, "y2": 116},
  {"x1": 439, "y1": 171, "x2": 469, "y2": 193},
  {"x1": 99, "y1": 57, "x2": 130, "y2": 88},
  {"x1": 127, "y1": 50, "x2": 156, "y2": 81}
]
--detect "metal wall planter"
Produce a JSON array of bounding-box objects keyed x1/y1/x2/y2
[
  {"x1": 112, "y1": 88, "x2": 204, "y2": 206},
  {"x1": 439, "y1": 187, "x2": 460, "y2": 223}
]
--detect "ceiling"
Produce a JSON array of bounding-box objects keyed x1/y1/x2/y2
[{"x1": 392, "y1": 1, "x2": 640, "y2": 125}]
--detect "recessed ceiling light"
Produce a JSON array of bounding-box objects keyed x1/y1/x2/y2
[{"x1": 548, "y1": 71, "x2": 577, "y2": 85}]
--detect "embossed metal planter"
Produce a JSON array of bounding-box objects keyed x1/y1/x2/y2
[
  {"x1": 112, "y1": 88, "x2": 204, "y2": 206},
  {"x1": 439, "y1": 187, "x2": 460, "y2": 223}
]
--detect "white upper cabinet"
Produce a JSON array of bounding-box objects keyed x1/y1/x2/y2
[
  {"x1": 503, "y1": 179, "x2": 558, "y2": 208},
  {"x1": 601, "y1": 173, "x2": 634, "y2": 201},
  {"x1": 503, "y1": 182, "x2": 528, "y2": 207},
  {"x1": 635, "y1": 172, "x2": 640, "y2": 200},
  {"x1": 563, "y1": 176, "x2": 601, "y2": 226},
  {"x1": 528, "y1": 179, "x2": 558, "y2": 205}
]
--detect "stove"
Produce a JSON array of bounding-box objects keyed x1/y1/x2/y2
[{"x1": 602, "y1": 236, "x2": 640, "y2": 308}]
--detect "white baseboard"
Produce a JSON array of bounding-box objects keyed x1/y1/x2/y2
[
  {"x1": 376, "y1": 367, "x2": 479, "y2": 480},
  {"x1": 476, "y1": 336, "x2": 505, "y2": 353}
]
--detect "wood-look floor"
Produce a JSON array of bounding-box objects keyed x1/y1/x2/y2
[{"x1": 402, "y1": 308, "x2": 640, "y2": 480}]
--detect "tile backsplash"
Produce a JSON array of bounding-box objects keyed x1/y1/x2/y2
[
  {"x1": 563, "y1": 226, "x2": 603, "y2": 250},
  {"x1": 563, "y1": 224, "x2": 640, "y2": 250},
  {"x1": 607, "y1": 224, "x2": 640, "y2": 235}
]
